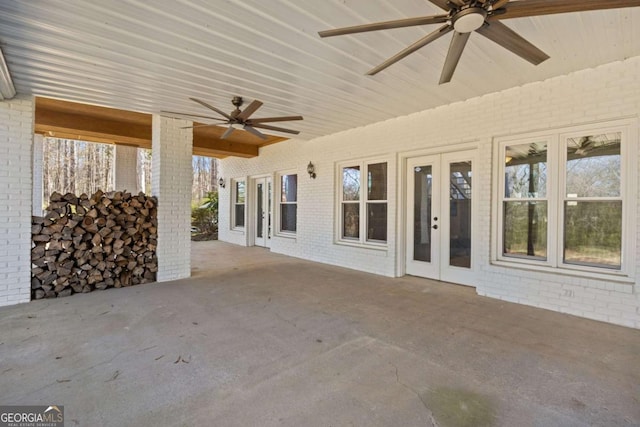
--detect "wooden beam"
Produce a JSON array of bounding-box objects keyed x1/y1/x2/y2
[
  {"x1": 35, "y1": 108, "x2": 152, "y2": 147},
  {"x1": 34, "y1": 98, "x2": 283, "y2": 158},
  {"x1": 193, "y1": 133, "x2": 258, "y2": 158}
]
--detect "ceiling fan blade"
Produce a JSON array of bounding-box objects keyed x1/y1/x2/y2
[
  {"x1": 439, "y1": 31, "x2": 471, "y2": 84},
  {"x1": 221, "y1": 126, "x2": 235, "y2": 139},
  {"x1": 189, "y1": 97, "x2": 233, "y2": 120},
  {"x1": 449, "y1": 0, "x2": 466, "y2": 7},
  {"x1": 490, "y1": 0, "x2": 510, "y2": 11},
  {"x1": 367, "y1": 24, "x2": 453, "y2": 75},
  {"x1": 318, "y1": 14, "x2": 449, "y2": 37},
  {"x1": 476, "y1": 21, "x2": 549, "y2": 65},
  {"x1": 236, "y1": 100, "x2": 263, "y2": 121},
  {"x1": 496, "y1": 0, "x2": 640, "y2": 20},
  {"x1": 161, "y1": 110, "x2": 226, "y2": 121},
  {"x1": 248, "y1": 116, "x2": 304, "y2": 124},
  {"x1": 180, "y1": 123, "x2": 226, "y2": 129},
  {"x1": 428, "y1": 0, "x2": 450, "y2": 11},
  {"x1": 251, "y1": 123, "x2": 300, "y2": 135},
  {"x1": 243, "y1": 125, "x2": 268, "y2": 140}
]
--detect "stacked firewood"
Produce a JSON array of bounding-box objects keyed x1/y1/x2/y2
[{"x1": 31, "y1": 190, "x2": 158, "y2": 299}]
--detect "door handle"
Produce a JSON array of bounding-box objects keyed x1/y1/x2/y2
[{"x1": 432, "y1": 224, "x2": 438, "y2": 230}]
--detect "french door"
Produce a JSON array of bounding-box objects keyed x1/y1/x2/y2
[
  {"x1": 405, "y1": 150, "x2": 476, "y2": 286},
  {"x1": 253, "y1": 177, "x2": 272, "y2": 248}
]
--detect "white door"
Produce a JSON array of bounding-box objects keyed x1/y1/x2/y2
[
  {"x1": 406, "y1": 150, "x2": 476, "y2": 286},
  {"x1": 253, "y1": 177, "x2": 272, "y2": 248}
]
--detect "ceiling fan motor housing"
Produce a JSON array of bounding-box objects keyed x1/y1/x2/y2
[{"x1": 452, "y1": 7, "x2": 487, "y2": 33}]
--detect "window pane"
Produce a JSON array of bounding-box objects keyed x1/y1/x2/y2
[
  {"x1": 234, "y1": 204, "x2": 245, "y2": 227},
  {"x1": 367, "y1": 162, "x2": 387, "y2": 200},
  {"x1": 564, "y1": 201, "x2": 621, "y2": 269},
  {"x1": 236, "y1": 181, "x2": 245, "y2": 203},
  {"x1": 566, "y1": 133, "x2": 621, "y2": 198},
  {"x1": 450, "y1": 162, "x2": 472, "y2": 268},
  {"x1": 504, "y1": 142, "x2": 547, "y2": 198},
  {"x1": 342, "y1": 203, "x2": 359, "y2": 239},
  {"x1": 281, "y1": 174, "x2": 297, "y2": 202},
  {"x1": 367, "y1": 203, "x2": 387, "y2": 242},
  {"x1": 503, "y1": 201, "x2": 547, "y2": 259},
  {"x1": 281, "y1": 204, "x2": 297, "y2": 232},
  {"x1": 343, "y1": 166, "x2": 360, "y2": 201}
]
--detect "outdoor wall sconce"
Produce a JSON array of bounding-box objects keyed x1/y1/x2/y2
[
  {"x1": 307, "y1": 161, "x2": 316, "y2": 179},
  {"x1": 218, "y1": 177, "x2": 226, "y2": 188}
]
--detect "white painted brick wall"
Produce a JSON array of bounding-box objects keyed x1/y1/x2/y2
[
  {"x1": 115, "y1": 145, "x2": 140, "y2": 193},
  {"x1": 220, "y1": 57, "x2": 640, "y2": 329},
  {"x1": 0, "y1": 96, "x2": 34, "y2": 306},
  {"x1": 152, "y1": 115, "x2": 192, "y2": 282}
]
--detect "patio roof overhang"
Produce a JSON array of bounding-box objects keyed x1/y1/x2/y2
[{"x1": 34, "y1": 97, "x2": 288, "y2": 158}]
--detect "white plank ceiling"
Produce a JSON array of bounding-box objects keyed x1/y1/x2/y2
[{"x1": 1, "y1": 0, "x2": 639, "y2": 140}]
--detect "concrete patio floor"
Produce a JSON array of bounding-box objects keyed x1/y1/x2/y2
[{"x1": 1, "y1": 241, "x2": 639, "y2": 426}]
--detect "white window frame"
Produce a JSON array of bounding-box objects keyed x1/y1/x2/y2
[
  {"x1": 493, "y1": 119, "x2": 637, "y2": 279},
  {"x1": 335, "y1": 158, "x2": 389, "y2": 249},
  {"x1": 231, "y1": 178, "x2": 246, "y2": 231},
  {"x1": 275, "y1": 171, "x2": 297, "y2": 237}
]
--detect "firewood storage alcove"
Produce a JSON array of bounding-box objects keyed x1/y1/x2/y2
[{"x1": 31, "y1": 190, "x2": 158, "y2": 299}]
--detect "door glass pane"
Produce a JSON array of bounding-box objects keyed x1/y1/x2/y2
[
  {"x1": 566, "y1": 133, "x2": 621, "y2": 198},
  {"x1": 503, "y1": 201, "x2": 547, "y2": 259},
  {"x1": 564, "y1": 201, "x2": 621, "y2": 269},
  {"x1": 342, "y1": 203, "x2": 359, "y2": 239},
  {"x1": 343, "y1": 166, "x2": 360, "y2": 201},
  {"x1": 449, "y1": 162, "x2": 471, "y2": 268},
  {"x1": 413, "y1": 165, "x2": 432, "y2": 262},
  {"x1": 367, "y1": 203, "x2": 387, "y2": 242},
  {"x1": 504, "y1": 142, "x2": 547, "y2": 198},
  {"x1": 256, "y1": 183, "x2": 263, "y2": 238},
  {"x1": 367, "y1": 163, "x2": 387, "y2": 200}
]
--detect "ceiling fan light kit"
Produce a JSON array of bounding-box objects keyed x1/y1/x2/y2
[
  {"x1": 452, "y1": 7, "x2": 486, "y2": 33},
  {"x1": 318, "y1": 0, "x2": 640, "y2": 84}
]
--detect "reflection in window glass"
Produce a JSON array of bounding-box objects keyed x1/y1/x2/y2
[
  {"x1": 343, "y1": 166, "x2": 360, "y2": 201},
  {"x1": 281, "y1": 175, "x2": 297, "y2": 203},
  {"x1": 504, "y1": 142, "x2": 547, "y2": 198},
  {"x1": 342, "y1": 203, "x2": 359, "y2": 239},
  {"x1": 564, "y1": 201, "x2": 621, "y2": 268},
  {"x1": 233, "y1": 180, "x2": 245, "y2": 228},
  {"x1": 566, "y1": 133, "x2": 621, "y2": 198},
  {"x1": 367, "y1": 163, "x2": 387, "y2": 200},
  {"x1": 367, "y1": 204, "x2": 387, "y2": 242},
  {"x1": 503, "y1": 201, "x2": 547, "y2": 259},
  {"x1": 236, "y1": 181, "x2": 245, "y2": 203},
  {"x1": 280, "y1": 174, "x2": 297, "y2": 233}
]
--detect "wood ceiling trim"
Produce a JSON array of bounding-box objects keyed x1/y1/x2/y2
[{"x1": 34, "y1": 97, "x2": 287, "y2": 158}]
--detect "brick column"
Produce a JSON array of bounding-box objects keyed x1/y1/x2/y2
[
  {"x1": 32, "y1": 133, "x2": 44, "y2": 216},
  {"x1": 151, "y1": 115, "x2": 192, "y2": 282},
  {"x1": 115, "y1": 145, "x2": 139, "y2": 193},
  {"x1": 0, "y1": 96, "x2": 34, "y2": 306}
]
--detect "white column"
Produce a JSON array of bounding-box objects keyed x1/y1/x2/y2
[
  {"x1": 115, "y1": 144, "x2": 139, "y2": 193},
  {"x1": 32, "y1": 133, "x2": 44, "y2": 216},
  {"x1": 151, "y1": 115, "x2": 192, "y2": 282},
  {"x1": 0, "y1": 96, "x2": 34, "y2": 306}
]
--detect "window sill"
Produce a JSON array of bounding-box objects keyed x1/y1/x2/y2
[
  {"x1": 274, "y1": 232, "x2": 296, "y2": 240},
  {"x1": 334, "y1": 239, "x2": 388, "y2": 252},
  {"x1": 230, "y1": 227, "x2": 245, "y2": 234},
  {"x1": 490, "y1": 259, "x2": 635, "y2": 285}
]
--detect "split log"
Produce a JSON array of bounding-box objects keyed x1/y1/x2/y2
[{"x1": 31, "y1": 189, "x2": 158, "y2": 299}]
